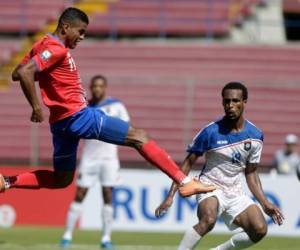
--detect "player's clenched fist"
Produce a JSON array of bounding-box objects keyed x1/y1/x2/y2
[
  {"x1": 31, "y1": 108, "x2": 44, "y2": 123},
  {"x1": 155, "y1": 195, "x2": 174, "y2": 218}
]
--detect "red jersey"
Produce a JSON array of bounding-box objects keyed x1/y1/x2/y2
[{"x1": 20, "y1": 34, "x2": 87, "y2": 123}]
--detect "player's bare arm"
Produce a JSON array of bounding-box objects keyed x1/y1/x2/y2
[
  {"x1": 155, "y1": 153, "x2": 215, "y2": 217},
  {"x1": 12, "y1": 60, "x2": 44, "y2": 123},
  {"x1": 245, "y1": 163, "x2": 284, "y2": 225},
  {"x1": 12, "y1": 64, "x2": 38, "y2": 82}
]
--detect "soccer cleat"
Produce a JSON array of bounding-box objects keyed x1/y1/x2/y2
[
  {"x1": 60, "y1": 239, "x2": 71, "y2": 249},
  {"x1": 178, "y1": 179, "x2": 216, "y2": 197},
  {"x1": 0, "y1": 174, "x2": 8, "y2": 193},
  {"x1": 101, "y1": 241, "x2": 114, "y2": 249}
]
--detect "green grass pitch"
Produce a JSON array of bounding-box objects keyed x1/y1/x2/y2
[{"x1": 0, "y1": 226, "x2": 299, "y2": 250}]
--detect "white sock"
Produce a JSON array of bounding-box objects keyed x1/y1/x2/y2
[
  {"x1": 215, "y1": 231, "x2": 255, "y2": 250},
  {"x1": 101, "y1": 204, "x2": 114, "y2": 243},
  {"x1": 178, "y1": 227, "x2": 201, "y2": 250},
  {"x1": 181, "y1": 176, "x2": 192, "y2": 185},
  {"x1": 62, "y1": 202, "x2": 83, "y2": 240}
]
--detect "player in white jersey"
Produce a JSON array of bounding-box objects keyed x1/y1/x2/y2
[
  {"x1": 155, "y1": 82, "x2": 284, "y2": 250},
  {"x1": 60, "y1": 75, "x2": 129, "y2": 249}
]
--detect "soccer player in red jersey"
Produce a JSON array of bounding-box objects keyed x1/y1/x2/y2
[{"x1": 0, "y1": 8, "x2": 215, "y2": 197}]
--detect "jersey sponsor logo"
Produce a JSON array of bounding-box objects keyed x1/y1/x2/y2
[
  {"x1": 244, "y1": 141, "x2": 252, "y2": 151},
  {"x1": 40, "y1": 50, "x2": 52, "y2": 61},
  {"x1": 217, "y1": 140, "x2": 228, "y2": 145}
]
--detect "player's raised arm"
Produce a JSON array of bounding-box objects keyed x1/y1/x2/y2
[
  {"x1": 245, "y1": 163, "x2": 284, "y2": 225},
  {"x1": 13, "y1": 60, "x2": 44, "y2": 123}
]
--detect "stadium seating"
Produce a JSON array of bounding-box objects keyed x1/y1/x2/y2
[
  {"x1": 0, "y1": 41, "x2": 299, "y2": 166},
  {"x1": 87, "y1": 0, "x2": 263, "y2": 37},
  {"x1": 0, "y1": 0, "x2": 264, "y2": 37},
  {"x1": 0, "y1": 0, "x2": 66, "y2": 34}
]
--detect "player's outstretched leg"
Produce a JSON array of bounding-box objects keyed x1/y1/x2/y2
[
  {"x1": 0, "y1": 170, "x2": 74, "y2": 192},
  {"x1": 97, "y1": 114, "x2": 215, "y2": 197},
  {"x1": 124, "y1": 126, "x2": 215, "y2": 197}
]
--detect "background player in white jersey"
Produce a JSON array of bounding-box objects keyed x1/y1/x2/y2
[
  {"x1": 60, "y1": 75, "x2": 129, "y2": 249},
  {"x1": 155, "y1": 82, "x2": 284, "y2": 250},
  {"x1": 272, "y1": 133, "x2": 300, "y2": 176}
]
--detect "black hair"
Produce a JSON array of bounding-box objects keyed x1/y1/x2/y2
[
  {"x1": 58, "y1": 7, "x2": 89, "y2": 27},
  {"x1": 222, "y1": 82, "x2": 248, "y2": 100},
  {"x1": 90, "y1": 75, "x2": 107, "y2": 86}
]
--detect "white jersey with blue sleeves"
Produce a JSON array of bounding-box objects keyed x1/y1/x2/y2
[
  {"x1": 187, "y1": 118, "x2": 263, "y2": 197},
  {"x1": 80, "y1": 97, "x2": 130, "y2": 161}
]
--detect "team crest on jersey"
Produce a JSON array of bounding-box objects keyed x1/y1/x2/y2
[
  {"x1": 40, "y1": 50, "x2": 52, "y2": 61},
  {"x1": 244, "y1": 141, "x2": 252, "y2": 151}
]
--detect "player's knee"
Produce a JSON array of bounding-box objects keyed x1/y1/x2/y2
[
  {"x1": 194, "y1": 217, "x2": 216, "y2": 235},
  {"x1": 75, "y1": 188, "x2": 88, "y2": 202},
  {"x1": 54, "y1": 172, "x2": 74, "y2": 188},
  {"x1": 199, "y1": 214, "x2": 216, "y2": 232},
  {"x1": 205, "y1": 216, "x2": 217, "y2": 231},
  {"x1": 102, "y1": 188, "x2": 113, "y2": 204},
  {"x1": 251, "y1": 223, "x2": 268, "y2": 242},
  {"x1": 126, "y1": 127, "x2": 150, "y2": 148},
  {"x1": 255, "y1": 223, "x2": 268, "y2": 240},
  {"x1": 56, "y1": 178, "x2": 73, "y2": 188},
  {"x1": 133, "y1": 128, "x2": 149, "y2": 144}
]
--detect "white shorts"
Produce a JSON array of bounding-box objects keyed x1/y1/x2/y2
[
  {"x1": 196, "y1": 189, "x2": 255, "y2": 231},
  {"x1": 77, "y1": 158, "x2": 120, "y2": 188}
]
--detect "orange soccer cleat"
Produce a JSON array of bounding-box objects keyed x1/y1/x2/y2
[
  {"x1": 0, "y1": 174, "x2": 7, "y2": 193},
  {"x1": 179, "y1": 178, "x2": 216, "y2": 197}
]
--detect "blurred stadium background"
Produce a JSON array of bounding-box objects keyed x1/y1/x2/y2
[{"x1": 0, "y1": 0, "x2": 300, "y2": 249}]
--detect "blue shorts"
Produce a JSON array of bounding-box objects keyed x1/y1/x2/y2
[{"x1": 50, "y1": 107, "x2": 129, "y2": 171}]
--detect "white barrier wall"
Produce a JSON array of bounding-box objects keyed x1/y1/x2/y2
[{"x1": 80, "y1": 169, "x2": 300, "y2": 236}]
